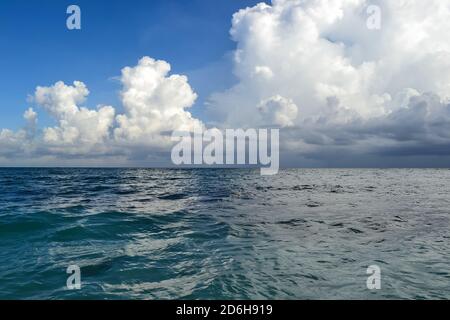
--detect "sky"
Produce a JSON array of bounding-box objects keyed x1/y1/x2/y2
[
  {"x1": 1, "y1": 0, "x2": 450, "y2": 167},
  {"x1": 0, "y1": 0, "x2": 261, "y2": 128}
]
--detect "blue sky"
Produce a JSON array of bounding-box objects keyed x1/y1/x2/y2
[
  {"x1": 1, "y1": 0, "x2": 450, "y2": 167},
  {"x1": 0, "y1": 0, "x2": 262, "y2": 130}
]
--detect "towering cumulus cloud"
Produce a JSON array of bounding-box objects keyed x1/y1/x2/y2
[
  {"x1": 114, "y1": 57, "x2": 202, "y2": 148},
  {"x1": 206, "y1": 0, "x2": 450, "y2": 164},
  {"x1": 0, "y1": 57, "x2": 202, "y2": 165}
]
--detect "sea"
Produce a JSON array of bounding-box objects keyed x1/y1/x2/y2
[{"x1": 0, "y1": 168, "x2": 449, "y2": 299}]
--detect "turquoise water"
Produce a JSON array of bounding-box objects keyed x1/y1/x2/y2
[{"x1": 0, "y1": 168, "x2": 449, "y2": 299}]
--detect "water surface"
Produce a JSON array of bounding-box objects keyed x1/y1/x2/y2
[{"x1": 0, "y1": 168, "x2": 449, "y2": 299}]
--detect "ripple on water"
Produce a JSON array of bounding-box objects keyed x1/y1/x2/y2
[{"x1": 0, "y1": 168, "x2": 449, "y2": 299}]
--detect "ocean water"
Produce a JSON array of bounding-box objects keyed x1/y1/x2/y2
[{"x1": 0, "y1": 168, "x2": 449, "y2": 300}]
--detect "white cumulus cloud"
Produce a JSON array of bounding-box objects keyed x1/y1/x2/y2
[
  {"x1": 114, "y1": 57, "x2": 203, "y2": 148},
  {"x1": 0, "y1": 57, "x2": 203, "y2": 164},
  {"x1": 204, "y1": 0, "x2": 450, "y2": 163},
  {"x1": 34, "y1": 81, "x2": 116, "y2": 154}
]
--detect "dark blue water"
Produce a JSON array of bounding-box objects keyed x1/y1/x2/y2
[{"x1": 0, "y1": 168, "x2": 449, "y2": 299}]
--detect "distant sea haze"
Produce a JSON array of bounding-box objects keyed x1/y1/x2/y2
[{"x1": 0, "y1": 168, "x2": 449, "y2": 299}]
